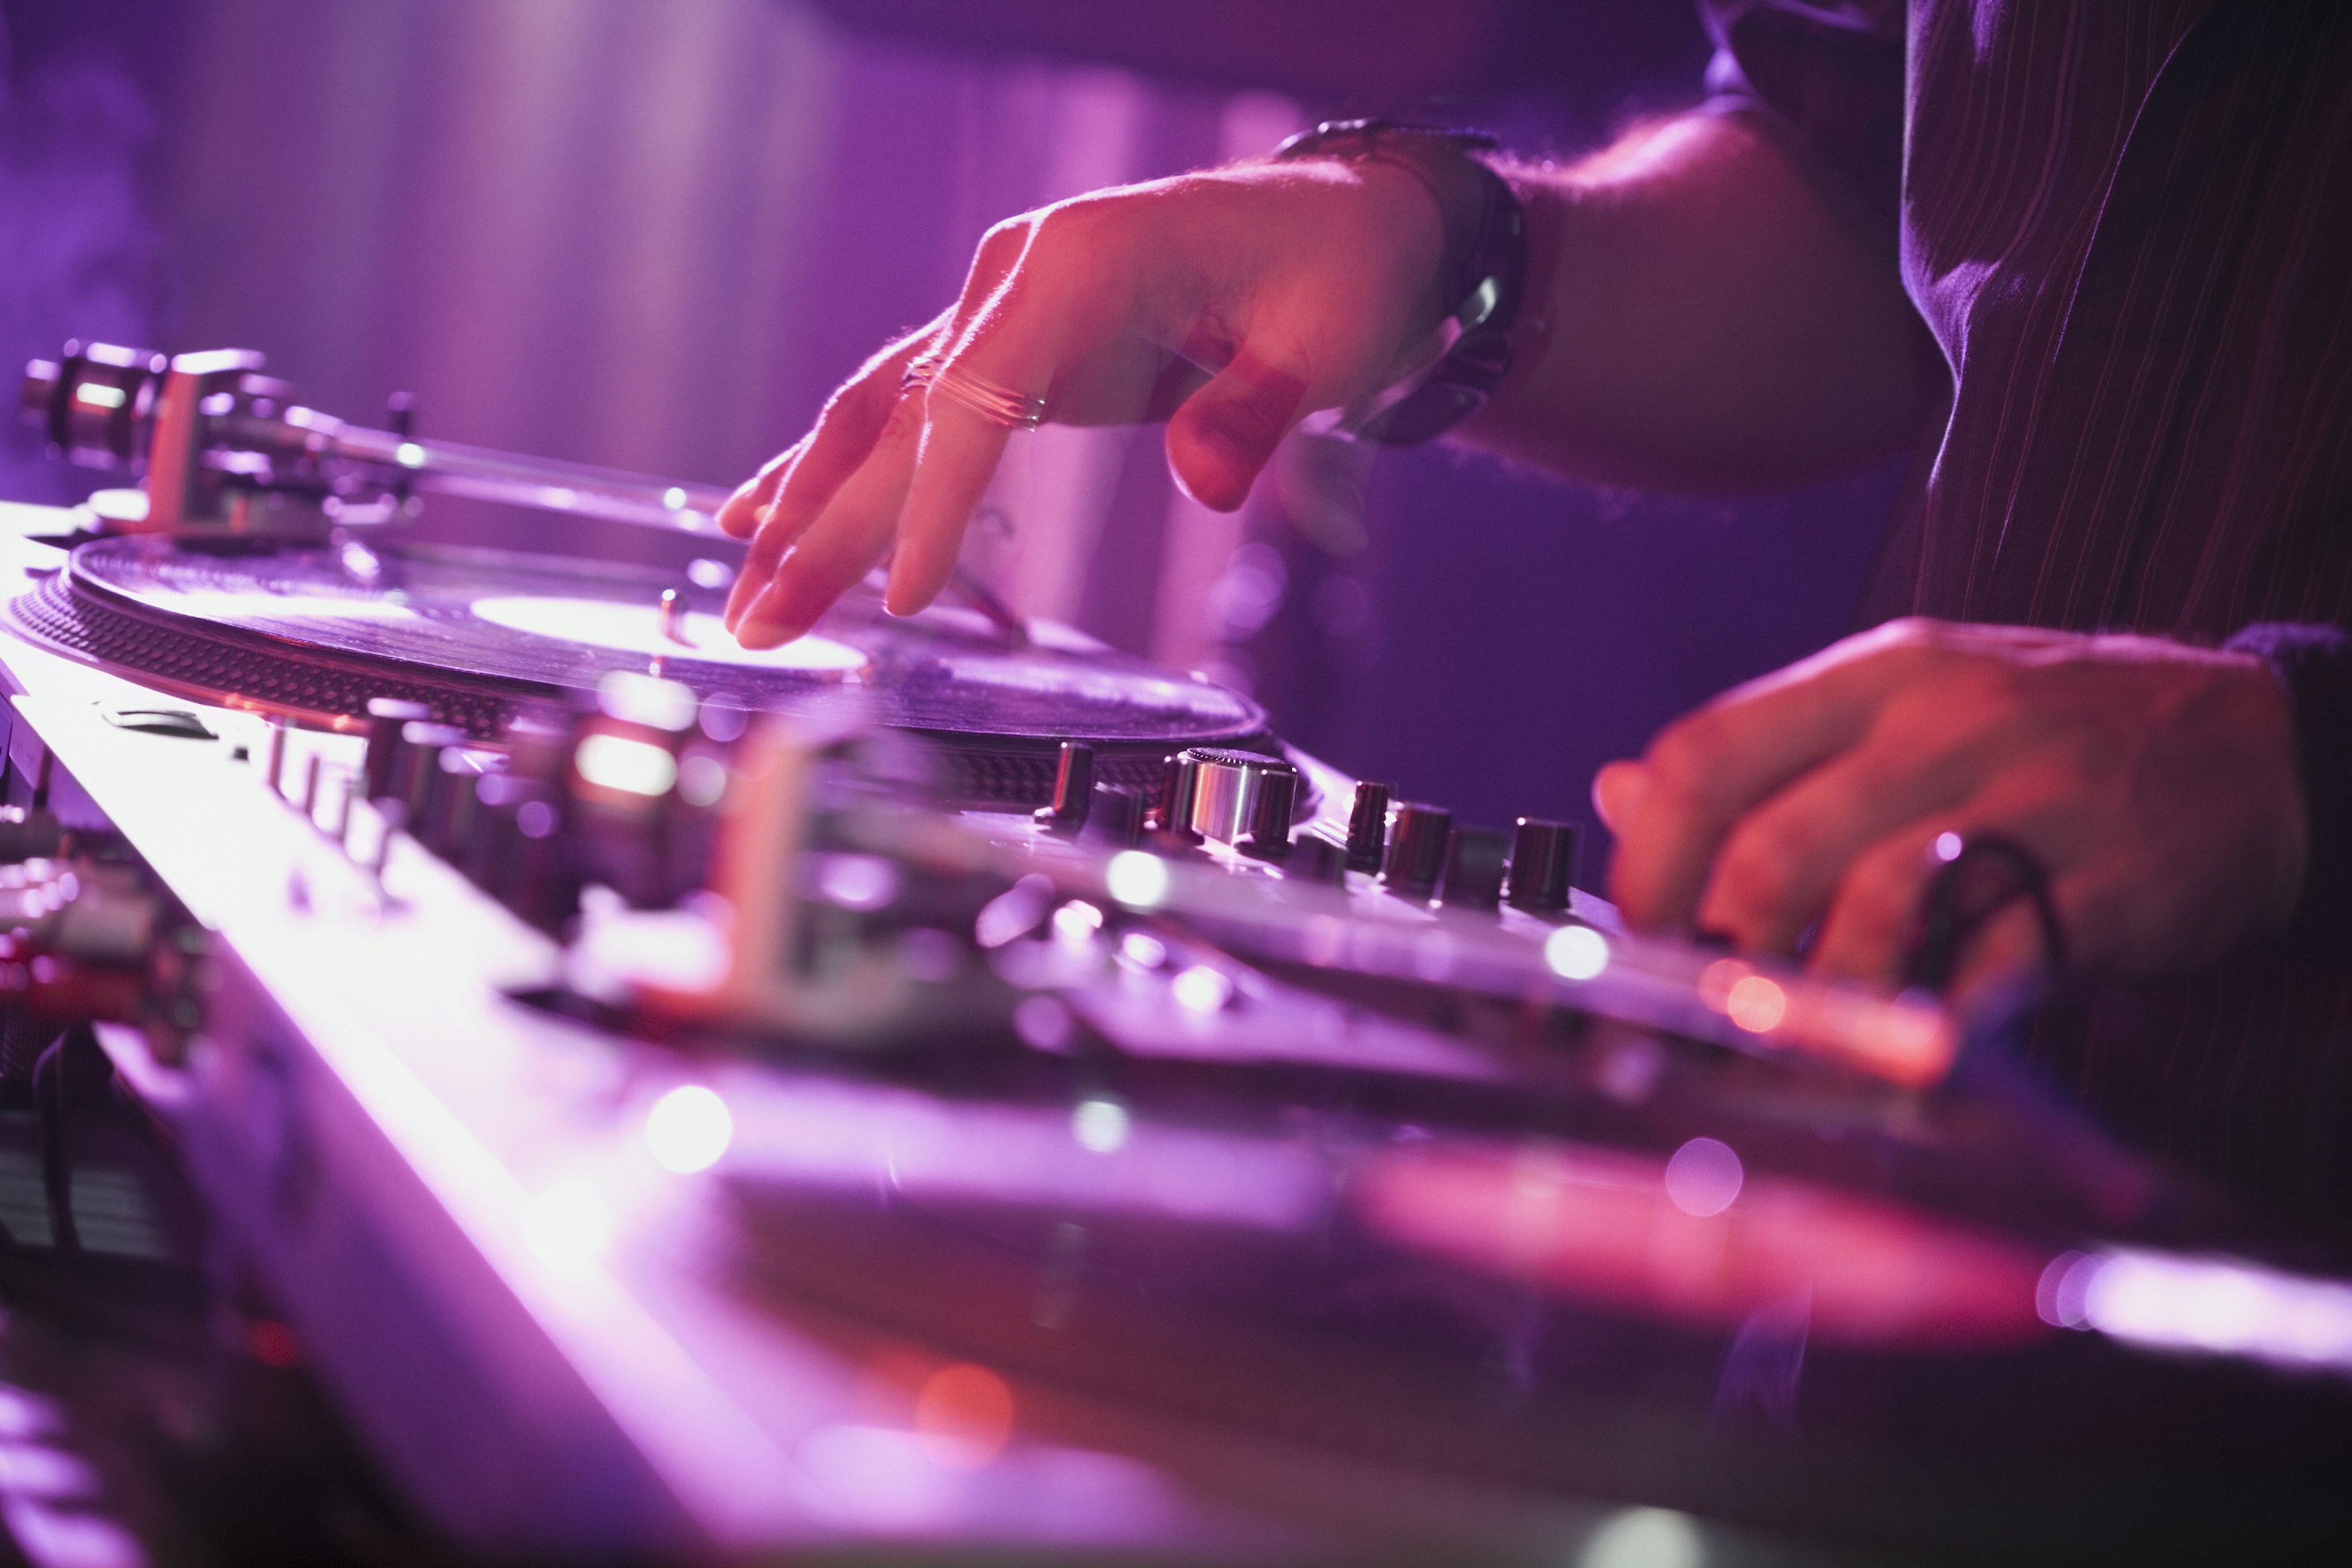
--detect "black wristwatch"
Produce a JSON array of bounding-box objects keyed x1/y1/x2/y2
[{"x1": 1272, "y1": 119, "x2": 1527, "y2": 445}]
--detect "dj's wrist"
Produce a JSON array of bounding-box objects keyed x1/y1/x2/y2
[
  {"x1": 1272, "y1": 121, "x2": 1527, "y2": 445},
  {"x1": 1341, "y1": 159, "x2": 1455, "y2": 342}
]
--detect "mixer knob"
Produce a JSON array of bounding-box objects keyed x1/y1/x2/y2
[
  {"x1": 1504, "y1": 817, "x2": 1577, "y2": 911},
  {"x1": 1171, "y1": 748, "x2": 1300, "y2": 846},
  {"x1": 1033, "y1": 742, "x2": 1094, "y2": 834},
  {"x1": 1237, "y1": 766, "x2": 1300, "y2": 860},
  {"x1": 1438, "y1": 826, "x2": 1507, "y2": 910},
  {"x1": 420, "y1": 747, "x2": 496, "y2": 857},
  {"x1": 391, "y1": 721, "x2": 468, "y2": 820},
  {"x1": 465, "y1": 774, "x2": 573, "y2": 930},
  {"x1": 362, "y1": 696, "x2": 433, "y2": 802},
  {"x1": 1283, "y1": 834, "x2": 1348, "y2": 886},
  {"x1": 1344, "y1": 781, "x2": 1394, "y2": 872},
  {"x1": 1079, "y1": 783, "x2": 1145, "y2": 847},
  {"x1": 1152, "y1": 751, "x2": 1199, "y2": 840},
  {"x1": 1382, "y1": 803, "x2": 1452, "y2": 899}
]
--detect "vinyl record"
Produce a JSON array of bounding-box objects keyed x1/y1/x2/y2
[{"x1": 8, "y1": 535, "x2": 1276, "y2": 805}]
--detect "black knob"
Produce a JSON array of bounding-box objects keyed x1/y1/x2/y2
[
  {"x1": 1382, "y1": 803, "x2": 1452, "y2": 899},
  {"x1": 1033, "y1": 742, "x2": 1095, "y2": 834},
  {"x1": 362, "y1": 697, "x2": 433, "y2": 802},
  {"x1": 391, "y1": 721, "x2": 467, "y2": 819},
  {"x1": 1505, "y1": 818, "x2": 1577, "y2": 911},
  {"x1": 421, "y1": 748, "x2": 495, "y2": 857},
  {"x1": 1250, "y1": 766, "x2": 1298, "y2": 840},
  {"x1": 1344, "y1": 780, "x2": 1394, "y2": 872},
  {"x1": 1438, "y1": 827, "x2": 1508, "y2": 910},
  {"x1": 466, "y1": 775, "x2": 573, "y2": 931},
  {"x1": 1237, "y1": 766, "x2": 1300, "y2": 860},
  {"x1": 1283, "y1": 834, "x2": 1348, "y2": 886},
  {"x1": 1154, "y1": 752, "x2": 1201, "y2": 842},
  {"x1": 1080, "y1": 783, "x2": 1145, "y2": 847},
  {"x1": 462, "y1": 772, "x2": 524, "y2": 885}
]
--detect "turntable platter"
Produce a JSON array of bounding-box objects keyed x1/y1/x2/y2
[
  {"x1": 470, "y1": 595, "x2": 873, "y2": 674},
  {"x1": 8, "y1": 535, "x2": 1275, "y2": 805}
]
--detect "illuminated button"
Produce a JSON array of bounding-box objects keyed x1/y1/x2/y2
[{"x1": 1545, "y1": 924, "x2": 1609, "y2": 981}]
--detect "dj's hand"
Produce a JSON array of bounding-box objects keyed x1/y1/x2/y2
[
  {"x1": 1591, "y1": 620, "x2": 2309, "y2": 997},
  {"x1": 715, "y1": 162, "x2": 1447, "y2": 647}
]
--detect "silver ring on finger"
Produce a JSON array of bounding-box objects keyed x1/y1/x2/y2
[
  {"x1": 911, "y1": 358, "x2": 1047, "y2": 431},
  {"x1": 900, "y1": 352, "x2": 943, "y2": 394}
]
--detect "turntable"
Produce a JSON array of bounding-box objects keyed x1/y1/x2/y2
[
  {"x1": 12, "y1": 342, "x2": 1283, "y2": 807},
  {"x1": 7, "y1": 532, "x2": 1275, "y2": 805},
  {"x1": 4, "y1": 342, "x2": 2352, "y2": 1566}
]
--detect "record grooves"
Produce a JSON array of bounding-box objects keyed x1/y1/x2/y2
[{"x1": 7, "y1": 536, "x2": 1282, "y2": 807}]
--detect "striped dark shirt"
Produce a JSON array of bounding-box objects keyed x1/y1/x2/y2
[{"x1": 1702, "y1": 0, "x2": 2352, "y2": 1232}]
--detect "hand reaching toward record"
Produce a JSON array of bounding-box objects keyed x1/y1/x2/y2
[{"x1": 714, "y1": 160, "x2": 1447, "y2": 649}]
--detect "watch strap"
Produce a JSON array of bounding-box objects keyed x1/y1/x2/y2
[{"x1": 1272, "y1": 120, "x2": 1525, "y2": 445}]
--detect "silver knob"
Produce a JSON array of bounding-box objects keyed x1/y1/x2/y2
[{"x1": 1171, "y1": 748, "x2": 1300, "y2": 845}]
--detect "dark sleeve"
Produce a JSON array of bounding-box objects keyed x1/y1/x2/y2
[
  {"x1": 1695, "y1": 0, "x2": 1909, "y2": 229},
  {"x1": 2225, "y1": 622, "x2": 2352, "y2": 954}
]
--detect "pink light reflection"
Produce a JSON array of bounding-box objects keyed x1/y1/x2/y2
[{"x1": 1356, "y1": 1140, "x2": 2051, "y2": 1348}]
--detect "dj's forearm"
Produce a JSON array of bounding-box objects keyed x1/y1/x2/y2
[{"x1": 1464, "y1": 113, "x2": 1945, "y2": 491}]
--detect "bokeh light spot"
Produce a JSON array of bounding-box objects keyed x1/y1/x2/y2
[
  {"x1": 1171, "y1": 965, "x2": 1234, "y2": 1015},
  {"x1": 646, "y1": 1084, "x2": 733, "y2": 1174},
  {"x1": 1545, "y1": 925, "x2": 1610, "y2": 981},
  {"x1": 1072, "y1": 1097, "x2": 1131, "y2": 1153},
  {"x1": 1724, "y1": 974, "x2": 1787, "y2": 1033},
  {"x1": 1579, "y1": 1505, "x2": 1705, "y2": 1568},
  {"x1": 1106, "y1": 850, "x2": 1170, "y2": 908},
  {"x1": 1663, "y1": 1137, "x2": 1744, "y2": 1218},
  {"x1": 913, "y1": 1363, "x2": 1014, "y2": 1469}
]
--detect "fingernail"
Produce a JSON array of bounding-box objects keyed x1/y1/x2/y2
[
  {"x1": 736, "y1": 611, "x2": 810, "y2": 650},
  {"x1": 735, "y1": 582, "x2": 815, "y2": 649},
  {"x1": 1180, "y1": 426, "x2": 1248, "y2": 510},
  {"x1": 1197, "y1": 423, "x2": 1243, "y2": 464}
]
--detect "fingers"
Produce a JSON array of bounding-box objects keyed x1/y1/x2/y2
[
  {"x1": 1165, "y1": 342, "x2": 1311, "y2": 511},
  {"x1": 723, "y1": 216, "x2": 1029, "y2": 633},
  {"x1": 1693, "y1": 728, "x2": 1980, "y2": 953},
  {"x1": 721, "y1": 164, "x2": 1451, "y2": 635},
  {"x1": 1601, "y1": 622, "x2": 2305, "y2": 997},
  {"x1": 883, "y1": 207, "x2": 1153, "y2": 615},
  {"x1": 888, "y1": 383, "x2": 1017, "y2": 616},
  {"x1": 725, "y1": 325, "x2": 943, "y2": 633},
  {"x1": 735, "y1": 393, "x2": 925, "y2": 647},
  {"x1": 1943, "y1": 900, "x2": 2053, "y2": 1009},
  {"x1": 715, "y1": 440, "x2": 801, "y2": 540},
  {"x1": 1808, "y1": 793, "x2": 2075, "y2": 992},
  {"x1": 1807, "y1": 819, "x2": 1971, "y2": 985},
  {"x1": 1610, "y1": 649, "x2": 1897, "y2": 932},
  {"x1": 1592, "y1": 760, "x2": 1646, "y2": 834}
]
